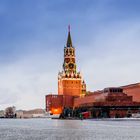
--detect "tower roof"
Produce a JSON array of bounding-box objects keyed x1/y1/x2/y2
[{"x1": 66, "y1": 25, "x2": 72, "y2": 47}]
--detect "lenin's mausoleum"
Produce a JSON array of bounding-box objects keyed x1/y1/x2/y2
[{"x1": 46, "y1": 27, "x2": 140, "y2": 118}]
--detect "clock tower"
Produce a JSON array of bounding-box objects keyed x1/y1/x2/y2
[{"x1": 58, "y1": 26, "x2": 86, "y2": 97}]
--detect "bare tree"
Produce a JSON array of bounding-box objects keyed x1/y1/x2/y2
[{"x1": 5, "y1": 106, "x2": 16, "y2": 118}]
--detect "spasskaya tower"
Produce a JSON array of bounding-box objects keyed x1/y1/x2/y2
[{"x1": 58, "y1": 26, "x2": 86, "y2": 97}]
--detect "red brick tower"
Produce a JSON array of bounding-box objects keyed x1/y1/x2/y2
[{"x1": 58, "y1": 26, "x2": 86, "y2": 97}]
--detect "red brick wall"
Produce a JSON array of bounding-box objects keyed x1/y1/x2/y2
[
  {"x1": 74, "y1": 93, "x2": 101, "y2": 107},
  {"x1": 58, "y1": 79, "x2": 82, "y2": 97},
  {"x1": 46, "y1": 95, "x2": 63, "y2": 112},
  {"x1": 122, "y1": 84, "x2": 140, "y2": 102},
  {"x1": 63, "y1": 95, "x2": 74, "y2": 108},
  {"x1": 74, "y1": 90, "x2": 135, "y2": 107},
  {"x1": 46, "y1": 94, "x2": 74, "y2": 112}
]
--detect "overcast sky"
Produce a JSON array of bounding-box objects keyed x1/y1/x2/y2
[{"x1": 0, "y1": 0, "x2": 140, "y2": 110}]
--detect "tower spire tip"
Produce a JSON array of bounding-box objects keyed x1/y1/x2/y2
[
  {"x1": 66, "y1": 25, "x2": 72, "y2": 47},
  {"x1": 68, "y1": 25, "x2": 70, "y2": 32}
]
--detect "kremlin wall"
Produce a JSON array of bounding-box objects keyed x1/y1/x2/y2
[
  {"x1": 46, "y1": 27, "x2": 140, "y2": 118},
  {"x1": 122, "y1": 83, "x2": 140, "y2": 102}
]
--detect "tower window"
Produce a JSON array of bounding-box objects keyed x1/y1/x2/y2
[
  {"x1": 70, "y1": 50, "x2": 72, "y2": 55},
  {"x1": 66, "y1": 50, "x2": 68, "y2": 54}
]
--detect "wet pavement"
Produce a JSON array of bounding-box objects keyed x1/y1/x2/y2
[{"x1": 0, "y1": 118, "x2": 140, "y2": 140}]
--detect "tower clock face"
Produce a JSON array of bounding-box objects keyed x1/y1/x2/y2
[{"x1": 68, "y1": 63, "x2": 74, "y2": 69}]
